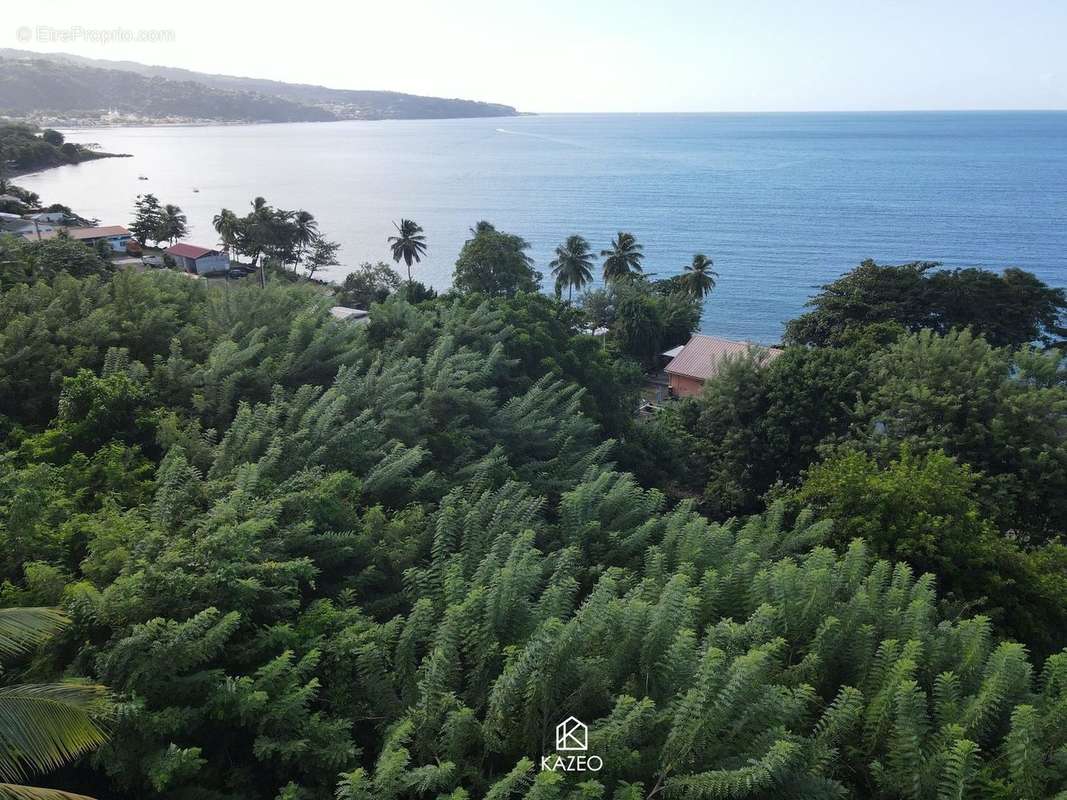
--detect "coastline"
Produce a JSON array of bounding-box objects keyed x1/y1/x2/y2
[
  {"x1": 16, "y1": 112, "x2": 1066, "y2": 344},
  {"x1": 22, "y1": 112, "x2": 528, "y2": 131},
  {"x1": 8, "y1": 151, "x2": 132, "y2": 179}
]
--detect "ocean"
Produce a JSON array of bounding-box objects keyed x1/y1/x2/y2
[{"x1": 19, "y1": 111, "x2": 1067, "y2": 343}]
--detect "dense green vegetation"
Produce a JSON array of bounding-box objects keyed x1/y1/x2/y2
[
  {"x1": 0, "y1": 235, "x2": 116, "y2": 288},
  {"x1": 651, "y1": 263, "x2": 1067, "y2": 659},
  {"x1": 0, "y1": 231, "x2": 1064, "y2": 800},
  {"x1": 0, "y1": 122, "x2": 126, "y2": 181},
  {"x1": 206, "y1": 198, "x2": 341, "y2": 281},
  {"x1": 784, "y1": 259, "x2": 1067, "y2": 348}
]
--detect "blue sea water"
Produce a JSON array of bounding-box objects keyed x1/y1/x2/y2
[{"x1": 20, "y1": 112, "x2": 1067, "y2": 343}]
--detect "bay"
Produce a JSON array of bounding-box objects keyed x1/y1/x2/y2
[{"x1": 20, "y1": 111, "x2": 1067, "y2": 343}]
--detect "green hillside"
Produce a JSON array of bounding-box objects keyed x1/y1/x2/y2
[{"x1": 0, "y1": 49, "x2": 520, "y2": 123}]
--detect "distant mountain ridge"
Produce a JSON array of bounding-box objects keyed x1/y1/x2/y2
[{"x1": 0, "y1": 48, "x2": 520, "y2": 123}]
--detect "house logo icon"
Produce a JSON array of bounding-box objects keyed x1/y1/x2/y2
[
  {"x1": 555, "y1": 716, "x2": 588, "y2": 751},
  {"x1": 542, "y1": 716, "x2": 601, "y2": 771}
]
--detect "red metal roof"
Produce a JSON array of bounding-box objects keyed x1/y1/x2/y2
[
  {"x1": 665, "y1": 334, "x2": 783, "y2": 382},
  {"x1": 166, "y1": 243, "x2": 218, "y2": 259}
]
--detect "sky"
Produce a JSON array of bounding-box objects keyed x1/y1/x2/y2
[{"x1": 5, "y1": 0, "x2": 1067, "y2": 113}]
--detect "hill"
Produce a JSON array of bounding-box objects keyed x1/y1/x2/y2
[{"x1": 0, "y1": 49, "x2": 520, "y2": 124}]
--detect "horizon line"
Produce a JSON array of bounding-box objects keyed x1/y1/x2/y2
[
  {"x1": 522, "y1": 107, "x2": 1067, "y2": 115},
  {"x1": 6, "y1": 49, "x2": 1066, "y2": 118}
]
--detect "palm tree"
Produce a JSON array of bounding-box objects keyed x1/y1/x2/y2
[
  {"x1": 247, "y1": 197, "x2": 274, "y2": 288},
  {"x1": 388, "y1": 219, "x2": 428, "y2": 287},
  {"x1": 212, "y1": 208, "x2": 239, "y2": 262},
  {"x1": 0, "y1": 607, "x2": 110, "y2": 800},
  {"x1": 160, "y1": 204, "x2": 188, "y2": 246},
  {"x1": 681, "y1": 253, "x2": 719, "y2": 299},
  {"x1": 549, "y1": 235, "x2": 594, "y2": 301},
  {"x1": 601, "y1": 232, "x2": 645, "y2": 283},
  {"x1": 292, "y1": 210, "x2": 319, "y2": 272}
]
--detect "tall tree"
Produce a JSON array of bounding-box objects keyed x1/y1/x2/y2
[
  {"x1": 157, "y1": 204, "x2": 188, "y2": 246},
  {"x1": 0, "y1": 607, "x2": 110, "y2": 799},
  {"x1": 292, "y1": 210, "x2": 319, "y2": 272},
  {"x1": 601, "y1": 231, "x2": 645, "y2": 283},
  {"x1": 452, "y1": 221, "x2": 540, "y2": 297},
  {"x1": 680, "y1": 253, "x2": 718, "y2": 299},
  {"x1": 245, "y1": 197, "x2": 275, "y2": 287},
  {"x1": 128, "y1": 194, "x2": 163, "y2": 247},
  {"x1": 549, "y1": 234, "x2": 594, "y2": 301},
  {"x1": 265, "y1": 208, "x2": 299, "y2": 267},
  {"x1": 303, "y1": 237, "x2": 340, "y2": 280},
  {"x1": 212, "y1": 208, "x2": 239, "y2": 262},
  {"x1": 388, "y1": 219, "x2": 428, "y2": 286}
]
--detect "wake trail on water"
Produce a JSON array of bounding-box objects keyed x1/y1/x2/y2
[{"x1": 495, "y1": 128, "x2": 587, "y2": 148}]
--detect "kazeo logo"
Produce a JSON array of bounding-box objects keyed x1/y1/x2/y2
[
  {"x1": 557, "y1": 716, "x2": 587, "y2": 751},
  {"x1": 541, "y1": 717, "x2": 603, "y2": 772}
]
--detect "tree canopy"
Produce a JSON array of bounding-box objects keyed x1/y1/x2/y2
[
  {"x1": 0, "y1": 234, "x2": 1065, "y2": 800},
  {"x1": 1, "y1": 236, "x2": 115, "y2": 288},
  {"x1": 785, "y1": 259, "x2": 1067, "y2": 348},
  {"x1": 452, "y1": 221, "x2": 542, "y2": 297}
]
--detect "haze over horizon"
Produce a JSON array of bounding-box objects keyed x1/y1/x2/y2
[{"x1": 4, "y1": 0, "x2": 1067, "y2": 114}]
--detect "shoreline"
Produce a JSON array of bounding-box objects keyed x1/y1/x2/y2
[
  {"x1": 9, "y1": 151, "x2": 132, "y2": 179},
  {"x1": 23, "y1": 114, "x2": 527, "y2": 131}
]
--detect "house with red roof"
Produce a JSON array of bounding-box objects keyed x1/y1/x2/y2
[
  {"x1": 665, "y1": 334, "x2": 784, "y2": 398},
  {"x1": 165, "y1": 243, "x2": 229, "y2": 274}
]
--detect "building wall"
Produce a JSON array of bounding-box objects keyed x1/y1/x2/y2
[
  {"x1": 668, "y1": 373, "x2": 705, "y2": 398},
  {"x1": 19, "y1": 224, "x2": 56, "y2": 238},
  {"x1": 191, "y1": 252, "x2": 230, "y2": 274},
  {"x1": 103, "y1": 235, "x2": 131, "y2": 252}
]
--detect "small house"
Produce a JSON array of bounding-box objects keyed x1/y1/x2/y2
[
  {"x1": 165, "y1": 243, "x2": 230, "y2": 274},
  {"x1": 23, "y1": 225, "x2": 133, "y2": 251},
  {"x1": 664, "y1": 334, "x2": 783, "y2": 398},
  {"x1": 67, "y1": 226, "x2": 133, "y2": 252}
]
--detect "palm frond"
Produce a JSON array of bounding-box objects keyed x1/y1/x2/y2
[
  {"x1": 0, "y1": 684, "x2": 110, "y2": 783},
  {"x1": 0, "y1": 610, "x2": 69, "y2": 661},
  {"x1": 0, "y1": 783, "x2": 97, "y2": 800}
]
